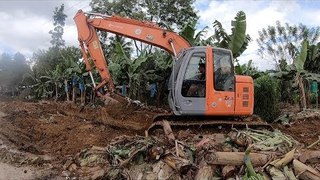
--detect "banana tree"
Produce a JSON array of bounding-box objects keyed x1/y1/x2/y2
[
  {"x1": 235, "y1": 60, "x2": 264, "y2": 79},
  {"x1": 272, "y1": 40, "x2": 320, "y2": 110},
  {"x1": 61, "y1": 53, "x2": 82, "y2": 102},
  {"x1": 179, "y1": 21, "x2": 208, "y2": 46},
  {"x1": 25, "y1": 71, "x2": 52, "y2": 99},
  {"x1": 294, "y1": 40, "x2": 308, "y2": 109},
  {"x1": 40, "y1": 65, "x2": 63, "y2": 101},
  {"x1": 208, "y1": 11, "x2": 251, "y2": 59}
]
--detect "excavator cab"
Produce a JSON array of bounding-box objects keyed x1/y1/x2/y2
[{"x1": 168, "y1": 46, "x2": 254, "y2": 116}]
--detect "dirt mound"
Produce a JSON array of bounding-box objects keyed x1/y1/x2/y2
[{"x1": 0, "y1": 100, "x2": 154, "y2": 159}]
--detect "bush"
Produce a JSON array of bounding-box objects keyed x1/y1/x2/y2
[{"x1": 254, "y1": 75, "x2": 280, "y2": 122}]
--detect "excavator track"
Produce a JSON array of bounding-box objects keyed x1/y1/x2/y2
[{"x1": 147, "y1": 114, "x2": 273, "y2": 133}]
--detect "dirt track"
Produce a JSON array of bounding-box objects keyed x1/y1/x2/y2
[{"x1": 0, "y1": 100, "x2": 319, "y2": 179}]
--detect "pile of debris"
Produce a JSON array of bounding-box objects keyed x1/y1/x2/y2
[{"x1": 61, "y1": 121, "x2": 320, "y2": 179}]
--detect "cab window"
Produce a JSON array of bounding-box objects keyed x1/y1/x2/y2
[
  {"x1": 181, "y1": 53, "x2": 206, "y2": 97},
  {"x1": 213, "y1": 50, "x2": 234, "y2": 91}
]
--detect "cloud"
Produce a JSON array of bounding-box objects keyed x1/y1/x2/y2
[{"x1": 0, "y1": 0, "x2": 91, "y2": 58}]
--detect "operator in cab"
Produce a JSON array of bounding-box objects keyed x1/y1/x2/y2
[
  {"x1": 187, "y1": 63, "x2": 206, "y2": 97},
  {"x1": 215, "y1": 57, "x2": 234, "y2": 91}
]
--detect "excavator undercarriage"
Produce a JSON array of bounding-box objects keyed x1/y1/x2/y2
[{"x1": 147, "y1": 114, "x2": 273, "y2": 134}]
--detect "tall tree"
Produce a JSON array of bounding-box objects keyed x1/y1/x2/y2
[
  {"x1": 90, "y1": 0, "x2": 198, "y2": 55},
  {"x1": 0, "y1": 53, "x2": 13, "y2": 91},
  {"x1": 90, "y1": 0, "x2": 198, "y2": 30},
  {"x1": 49, "y1": 4, "x2": 67, "y2": 49},
  {"x1": 0, "y1": 52, "x2": 30, "y2": 95},
  {"x1": 257, "y1": 21, "x2": 320, "y2": 69}
]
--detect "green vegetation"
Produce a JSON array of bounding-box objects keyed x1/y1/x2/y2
[{"x1": 254, "y1": 75, "x2": 280, "y2": 122}]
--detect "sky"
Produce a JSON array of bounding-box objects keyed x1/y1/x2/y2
[{"x1": 0, "y1": 0, "x2": 319, "y2": 70}]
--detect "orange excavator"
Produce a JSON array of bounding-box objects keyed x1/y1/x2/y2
[{"x1": 73, "y1": 10, "x2": 269, "y2": 128}]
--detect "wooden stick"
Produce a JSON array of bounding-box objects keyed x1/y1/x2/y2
[{"x1": 307, "y1": 136, "x2": 320, "y2": 149}]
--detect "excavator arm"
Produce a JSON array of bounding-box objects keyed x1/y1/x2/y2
[{"x1": 73, "y1": 10, "x2": 191, "y2": 96}]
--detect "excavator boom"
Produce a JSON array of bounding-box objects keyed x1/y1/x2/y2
[{"x1": 74, "y1": 10, "x2": 190, "y2": 96}]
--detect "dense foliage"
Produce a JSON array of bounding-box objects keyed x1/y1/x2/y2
[{"x1": 254, "y1": 75, "x2": 280, "y2": 122}]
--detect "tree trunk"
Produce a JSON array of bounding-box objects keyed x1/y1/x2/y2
[
  {"x1": 305, "y1": 80, "x2": 310, "y2": 108},
  {"x1": 205, "y1": 151, "x2": 270, "y2": 166},
  {"x1": 72, "y1": 86, "x2": 76, "y2": 103},
  {"x1": 55, "y1": 83, "x2": 58, "y2": 101},
  {"x1": 298, "y1": 75, "x2": 307, "y2": 110},
  {"x1": 81, "y1": 90, "x2": 85, "y2": 105},
  {"x1": 64, "y1": 79, "x2": 70, "y2": 101}
]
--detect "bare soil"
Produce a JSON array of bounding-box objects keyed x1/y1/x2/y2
[
  {"x1": 0, "y1": 100, "x2": 319, "y2": 179},
  {"x1": 273, "y1": 115, "x2": 320, "y2": 150},
  {"x1": 0, "y1": 100, "x2": 155, "y2": 178}
]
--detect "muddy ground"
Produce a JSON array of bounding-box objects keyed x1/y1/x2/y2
[{"x1": 0, "y1": 100, "x2": 319, "y2": 179}]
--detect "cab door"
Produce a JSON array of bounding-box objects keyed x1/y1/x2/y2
[
  {"x1": 205, "y1": 47, "x2": 235, "y2": 116},
  {"x1": 174, "y1": 47, "x2": 207, "y2": 115}
]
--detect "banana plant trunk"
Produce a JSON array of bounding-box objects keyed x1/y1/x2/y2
[
  {"x1": 72, "y1": 86, "x2": 76, "y2": 103},
  {"x1": 55, "y1": 82, "x2": 58, "y2": 102},
  {"x1": 80, "y1": 89, "x2": 85, "y2": 105},
  {"x1": 64, "y1": 79, "x2": 70, "y2": 101},
  {"x1": 298, "y1": 75, "x2": 307, "y2": 110}
]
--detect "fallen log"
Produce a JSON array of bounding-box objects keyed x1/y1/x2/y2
[
  {"x1": 205, "y1": 151, "x2": 271, "y2": 166},
  {"x1": 293, "y1": 159, "x2": 320, "y2": 180},
  {"x1": 299, "y1": 150, "x2": 320, "y2": 164}
]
